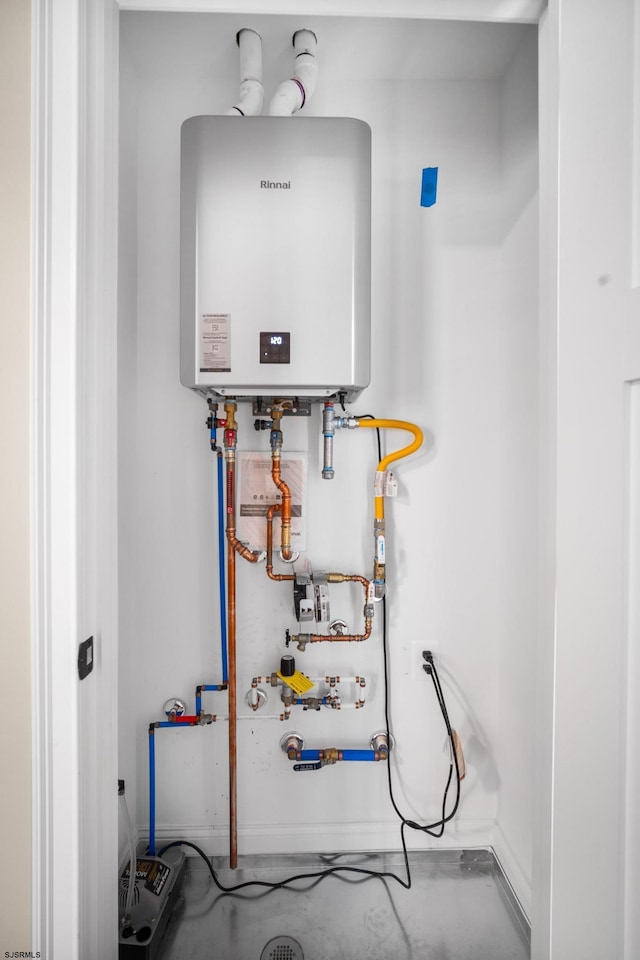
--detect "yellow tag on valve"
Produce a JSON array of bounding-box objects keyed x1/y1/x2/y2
[{"x1": 276, "y1": 670, "x2": 315, "y2": 696}]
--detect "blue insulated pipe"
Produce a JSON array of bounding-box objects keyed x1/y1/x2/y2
[
  {"x1": 196, "y1": 683, "x2": 227, "y2": 716},
  {"x1": 299, "y1": 749, "x2": 382, "y2": 762},
  {"x1": 148, "y1": 725, "x2": 156, "y2": 856},
  {"x1": 217, "y1": 451, "x2": 228, "y2": 683},
  {"x1": 155, "y1": 720, "x2": 197, "y2": 727}
]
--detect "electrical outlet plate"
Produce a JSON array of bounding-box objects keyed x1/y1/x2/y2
[{"x1": 410, "y1": 639, "x2": 440, "y2": 681}]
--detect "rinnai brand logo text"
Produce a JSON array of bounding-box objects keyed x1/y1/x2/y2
[{"x1": 260, "y1": 180, "x2": 291, "y2": 190}]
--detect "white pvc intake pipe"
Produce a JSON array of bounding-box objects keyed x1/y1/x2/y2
[
  {"x1": 268, "y1": 29, "x2": 318, "y2": 117},
  {"x1": 226, "y1": 28, "x2": 264, "y2": 117}
]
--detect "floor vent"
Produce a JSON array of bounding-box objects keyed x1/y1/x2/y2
[{"x1": 260, "y1": 935, "x2": 304, "y2": 960}]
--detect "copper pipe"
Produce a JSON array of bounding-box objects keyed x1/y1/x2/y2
[
  {"x1": 310, "y1": 620, "x2": 373, "y2": 643},
  {"x1": 223, "y1": 402, "x2": 238, "y2": 870},
  {"x1": 286, "y1": 576, "x2": 372, "y2": 647},
  {"x1": 225, "y1": 456, "x2": 260, "y2": 564},
  {"x1": 229, "y1": 533, "x2": 260, "y2": 563},
  {"x1": 290, "y1": 619, "x2": 373, "y2": 647},
  {"x1": 266, "y1": 504, "x2": 295, "y2": 581},
  {"x1": 227, "y1": 520, "x2": 238, "y2": 868},
  {"x1": 271, "y1": 453, "x2": 293, "y2": 559}
]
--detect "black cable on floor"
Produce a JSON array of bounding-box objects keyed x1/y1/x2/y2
[{"x1": 158, "y1": 838, "x2": 411, "y2": 895}]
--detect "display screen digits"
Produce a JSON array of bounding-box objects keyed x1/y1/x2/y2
[{"x1": 260, "y1": 331, "x2": 290, "y2": 364}]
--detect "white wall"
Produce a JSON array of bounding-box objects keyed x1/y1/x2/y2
[
  {"x1": 118, "y1": 12, "x2": 538, "y2": 914},
  {"x1": 492, "y1": 29, "x2": 538, "y2": 910},
  {"x1": 0, "y1": 0, "x2": 32, "y2": 949},
  {"x1": 118, "y1": 39, "x2": 141, "y2": 863}
]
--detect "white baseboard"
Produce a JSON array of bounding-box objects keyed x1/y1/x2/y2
[
  {"x1": 141, "y1": 817, "x2": 496, "y2": 858},
  {"x1": 491, "y1": 822, "x2": 532, "y2": 922},
  {"x1": 138, "y1": 818, "x2": 532, "y2": 932}
]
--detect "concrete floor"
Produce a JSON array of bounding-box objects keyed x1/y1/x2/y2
[{"x1": 158, "y1": 848, "x2": 530, "y2": 960}]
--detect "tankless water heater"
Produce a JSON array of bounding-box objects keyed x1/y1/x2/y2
[{"x1": 180, "y1": 116, "x2": 371, "y2": 400}]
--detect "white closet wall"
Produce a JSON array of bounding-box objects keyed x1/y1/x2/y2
[{"x1": 118, "y1": 12, "x2": 538, "y2": 916}]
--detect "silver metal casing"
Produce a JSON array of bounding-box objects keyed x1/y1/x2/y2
[{"x1": 180, "y1": 116, "x2": 371, "y2": 400}]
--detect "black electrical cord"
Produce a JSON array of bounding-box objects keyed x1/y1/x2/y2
[
  {"x1": 157, "y1": 418, "x2": 460, "y2": 895},
  {"x1": 382, "y1": 596, "x2": 461, "y2": 837},
  {"x1": 370, "y1": 415, "x2": 461, "y2": 835},
  {"x1": 158, "y1": 838, "x2": 411, "y2": 895}
]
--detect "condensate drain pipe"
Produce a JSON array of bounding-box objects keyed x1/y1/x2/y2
[
  {"x1": 226, "y1": 28, "x2": 264, "y2": 117},
  {"x1": 269, "y1": 29, "x2": 318, "y2": 116}
]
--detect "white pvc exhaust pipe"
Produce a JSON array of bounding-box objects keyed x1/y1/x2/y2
[
  {"x1": 268, "y1": 29, "x2": 318, "y2": 117},
  {"x1": 226, "y1": 28, "x2": 264, "y2": 117}
]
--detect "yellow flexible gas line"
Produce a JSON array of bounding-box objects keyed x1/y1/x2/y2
[{"x1": 357, "y1": 419, "x2": 423, "y2": 519}]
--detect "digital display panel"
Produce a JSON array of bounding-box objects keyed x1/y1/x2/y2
[{"x1": 260, "y1": 331, "x2": 291, "y2": 364}]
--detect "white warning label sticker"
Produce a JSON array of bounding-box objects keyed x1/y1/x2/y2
[
  {"x1": 200, "y1": 313, "x2": 231, "y2": 372},
  {"x1": 237, "y1": 452, "x2": 307, "y2": 551}
]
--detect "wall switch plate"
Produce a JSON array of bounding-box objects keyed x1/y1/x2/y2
[{"x1": 78, "y1": 636, "x2": 94, "y2": 680}]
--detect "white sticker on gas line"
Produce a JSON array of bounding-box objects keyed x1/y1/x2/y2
[
  {"x1": 200, "y1": 313, "x2": 230, "y2": 372},
  {"x1": 237, "y1": 451, "x2": 307, "y2": 551}
]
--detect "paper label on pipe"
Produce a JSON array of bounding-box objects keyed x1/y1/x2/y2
[
  {"x1": 200, "y1": 313, "x2": 231, "y2": 372},
  {"x1": 384, "y1": 472, "x2": 398, "y2": 497},
  {"x1": 376, "y1": 534, "x2": 386, "y2": 564},
  {"x1": 237, "y1": 451, "x2": 307, "y2": 551},
  {"x1": 374, "y1": 471, "x2": 385, "y2": 497}
]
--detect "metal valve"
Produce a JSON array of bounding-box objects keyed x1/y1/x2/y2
[
  {"x1": 370, "y1": 731, "x2": 393, "y2": 754},
  {"x1": 285, "y1": 629, "x2": 310, "y2": 651},
  {"x1": 280, "y1": 731, "x2": 304, "y2": 757},
  {"x1": 163, "y1": 698, "x2": 186, "y2": 718}
]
